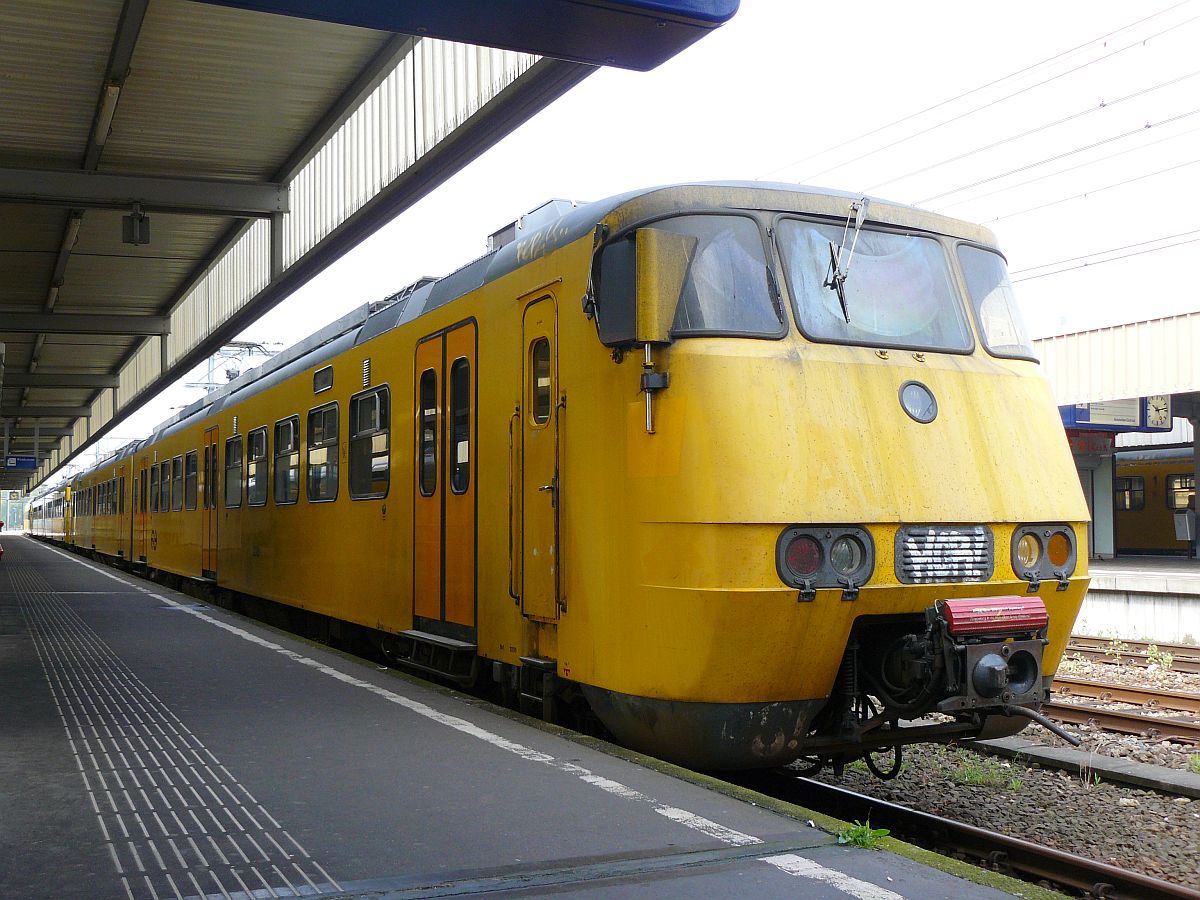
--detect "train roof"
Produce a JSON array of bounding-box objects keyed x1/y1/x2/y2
[{"x1": 97, "y1": 181, "x2": 1001, "y2": 459}]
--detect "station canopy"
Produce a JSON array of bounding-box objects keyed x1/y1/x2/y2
[{"x1": 0, "y1": 0, "x2": 736, "y2": 491}]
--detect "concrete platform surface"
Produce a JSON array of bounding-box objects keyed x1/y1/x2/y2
[{"x1": 1, "y1": 535, "x2": 1018, "y2": 899}]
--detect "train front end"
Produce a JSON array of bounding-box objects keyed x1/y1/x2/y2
[{"x1": 575, "y1": 184, "x2": 1089, "y2": 771}]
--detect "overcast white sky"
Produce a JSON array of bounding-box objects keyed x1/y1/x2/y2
[{"x1": 76, "y1": 0, "x2": 1200, "y2": 471}]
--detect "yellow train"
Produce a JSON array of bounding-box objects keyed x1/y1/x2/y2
[
  {"x1": 27, "y1": 182, "x2": 1090, "y2": 772},
  {"x1": 1114, "y1": 449, "x2": 1195, "y2": 555}
]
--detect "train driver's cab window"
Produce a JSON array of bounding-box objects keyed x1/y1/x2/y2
[
  {"x1": 957, "y1": 245, "x2": 1036, "y2": 360},
  {"x1": 650, "y1": 215, "x2": 781, "y2": 338},
  {"x1": 171, "y1": 456, "x2": 184, "y2": 511},
  {"x1": 225, "y1": 436, "x2": 243, "y2": 508},
  {"x1": 777, "y1": 219, "x2": 973, "y2": 353},
  {"x1": 247, "y1": 428, "x2": 268, "y2": 506},
  {"x1": 274, "y1": 416, "x2": 300, "y2": 505},
  {"x1": 184, "y1": 451, "x2": 198, "y2": 510},
  {"x1": 350, "y1": 387, "x2": 390, "y2": 499},
  {"x1": 1167, "y1": 474, "x2": 1194, "y2": 510},
  {"x1": 307, "y1": 403, "x2": 339, "y2": 502},
  {"x1": 1114, "y1": 475, "x2": 1144, "y2": 511}
]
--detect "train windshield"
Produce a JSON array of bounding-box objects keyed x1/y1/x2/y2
[
  {"x1": 956, "y1": 245, "x2": 1036, "y2": 360},
  {"x1": 776, "y1": 219, "x2": 973, "y2": 353}
]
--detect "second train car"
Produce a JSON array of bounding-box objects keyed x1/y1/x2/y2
[{"x1": 28, "y1": 182, "x2": 1091, "y2": 772}]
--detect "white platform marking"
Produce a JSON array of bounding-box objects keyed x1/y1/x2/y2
[{"x1": 39, "y1": 543, "x2": 908, "y2": 898}]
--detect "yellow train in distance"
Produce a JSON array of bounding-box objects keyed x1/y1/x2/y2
[
  {"x1": 27, "y1": 182, "x2": 1090, "y2": 773},
  {"x1": 1114, "y1": 449, "x2": 1195, "y2": 555}
]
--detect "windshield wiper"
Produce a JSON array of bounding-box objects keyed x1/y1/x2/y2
[{"x1": 823, "y1": 197, "x2": 870, "y2": 323}]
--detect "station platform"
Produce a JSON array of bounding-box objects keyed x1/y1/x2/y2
[
  {"x1": 1079, "y1": 558, "x2": 1200, "y2": 644},
  {"x1": 0, "y1": 533, "x2": 1023, "y2": 900}
]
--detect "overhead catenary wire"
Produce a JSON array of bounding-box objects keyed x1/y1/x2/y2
[
  {"x1": 865, "y1": 68, "x2": 1200, "y2": 193},
  {"x1": 916, "y1": 106, "x2": 1200, "y2": 205},
  {"x1": 931, "y1": 121, "x2": 1200, "y2": 212},
  {"x1": 988, "y1": 155, "x2": 1200, "y2": 223},
  {"x1": 755, "y1": 0, "x2": 1196, "y2": 182},
  {"x1": 794, "y1": 11, "x2": 1200, "y2": 184},
  {"x1": 1011, "y1": 233, "x2": 1200, "y2": 282}
]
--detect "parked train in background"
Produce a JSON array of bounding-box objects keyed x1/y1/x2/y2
[
  {"x1": 1115, "y1": 448, "x2": 1196, "y2": 555},
  {"x1": 27, "y1": 182, "x2": 1090, "y2": 774}
]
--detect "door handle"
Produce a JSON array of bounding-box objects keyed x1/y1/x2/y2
[{"x1": 538, "y1": 484, "x2": 554, "y2": 492}]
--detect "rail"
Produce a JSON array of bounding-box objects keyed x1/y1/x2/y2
[
  {"x1": 1066, "y1": 636, "x2": 1200, "y2": 675},
  {"x1": 1052, "y1": 675, "x2": 1200, "y2": 715},
  {"x1": 732, "y1": 773, "x2": 1200, "y2": 900}
]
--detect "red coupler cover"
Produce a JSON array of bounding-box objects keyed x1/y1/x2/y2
[{"x1": 942, "y1": 596, "x2": 1048, "y2": 635}]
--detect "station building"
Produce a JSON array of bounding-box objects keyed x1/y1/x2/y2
[{"x1": 1035, "y1": 311, "x2": 1200, "y2": 560}]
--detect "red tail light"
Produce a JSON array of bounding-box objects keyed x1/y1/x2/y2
[{"x1": 942, "y1": 596, "x2": 1048, "y2": 635}]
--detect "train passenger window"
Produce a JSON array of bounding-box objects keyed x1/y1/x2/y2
[
  {"x1": 418, "y1": 371, "x2": 437, "y2": 497},
  {"x1": 777, "y1": 218, "x2": 973, "y2": 354},
  {"x1": 307, "y1": 403, "x2": 339, "y2": 502},
  {"x1": 957, "y1": 245, "x2": 1036, "y2": 361},
  {"x1": 247, "y1": 428, "x2": 268, "y2": 506},
  {"x1": 450, "y1": 358, "x2": 470, "y2": 493},
  {"x1": 150, "y1": 466, "x2": 159, "y2": 512},
  {"x1": 159, "y1": 461, "x2": 170, "y2": 512},
  {"x1": 350, "y1": 386, "x2": 390, "y2": 499},
  {"x1": 184, "y1": 451, "x2": 198, "y2": 510},
  {"x1": 274, "y1": 417, "x2": 300, "y2": 505},
  {"x1": 225, "y1": 436, "x2": 243, "y2": 508},
  {"x1": 1114, "y1": 476, "x2": 1144, "y2": 511},
  {"x1": 171, "y1": 457, "x2": 183, "y2": 511},
  {"x1": 1167, "y1": 475, "x2": 1194, "y2": 511},
  {"x1": 531, "y1": 340, "x2": 551, "y2": 425}
]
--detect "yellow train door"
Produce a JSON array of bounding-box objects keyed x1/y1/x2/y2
[
  {"x1": 202, "y1": 426, "x2": 219, "y2": 576},
  {"x1": 413, "y1": 321, "x2": 477, "y2": 636},
  {"x1": 136, "y1": 460, "x2": 149, "y2": 562},
  {"x1": 521, "y1": 297, "x2": 559, "y2": 620}
]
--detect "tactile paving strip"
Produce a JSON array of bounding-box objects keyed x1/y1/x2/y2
[{"x1": 8, "y1": 563, "x2": 342, "y2": 900}]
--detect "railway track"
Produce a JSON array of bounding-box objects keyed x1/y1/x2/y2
[
  {"x1": 1052, "y1": 675, "x2": 1200, "y2": 714},
  {"x1": 1067, "y1": 636, "x2": 1200, "y2": 675},
  {"x1": 733, "y1": 772, "x2": 1200, "y2": 900}
]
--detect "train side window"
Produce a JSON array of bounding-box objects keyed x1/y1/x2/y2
[
  {"x1": 120, "y1": 476, "x2": 125, "y2": 515},
  {"x1": 225, "y1": 436, "x2": 243, "y2": 508},
  {"x1": 274, "y1": 416, "x2": 300, "y2": 505},
  {"x1": 171, "y1": 456, "x2": 184, "y2": 511},
  {"x1": 531, "y1": 339, "x2": 551, "y2": 425},
  {"x1": 450, "y1": 358, "x2": 470, "y2": 493},
  {"x1": 1114, "y1": 476, "x2": 1144, "y2": 511},
  {"x1": 184, "y1": 451, "x2": 199, "y2": 510},
  {"x1": 350, "y1": 386, "x2": 390, "y2": 499},
  {"x1": 159, "y1": 462, "x2": 170, "y2": 512},
  {"x1": 1166, "y1": 474, "x2": 1194, "y2": 510},
  {"x1": 140, "y1": 470, "x2": 148, "y2": 513},
  {"x1": 418, "y1": 370, "x2": 437, "y2": 497},
  {"x1": 247, "y1": 428, "x2": 268, "y2": 506},
  {"x1": 150, "y1": 466, "x2": 160, "y2": 512},
  {"x1": 307, "y1": 403, "x2": 339, "y2": 502}
]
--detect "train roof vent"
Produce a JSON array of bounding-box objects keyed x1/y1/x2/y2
[
  {"x1": 487, "y1": 199, "x2": 579, "y2": 253},
  {"x1": 369, "y1": 276, "x2": 439, "y2": 317}
]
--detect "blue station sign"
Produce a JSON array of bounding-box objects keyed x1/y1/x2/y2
[{"x1": 3, "y1": 456, "x2": 37, "y2": 470}]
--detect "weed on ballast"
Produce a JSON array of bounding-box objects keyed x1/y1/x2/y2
[
  {"x1": 837, "y1": 820, "x2": 889, "y2": 849},
  {"x1": 952, "y1": 754, "x2": 1020, "y2": 790},
  {"x1": 1188, "y1": 754, "x2": 1200, "y2": 776}
]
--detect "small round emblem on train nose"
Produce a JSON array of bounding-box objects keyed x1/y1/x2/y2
[{"x1": 899, "y1": 381, "x2": 937, "y2": 423}]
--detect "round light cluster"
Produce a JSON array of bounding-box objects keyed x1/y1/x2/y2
[{"x1": 1011, "y1": 524, "x2": 1077, "y2": 583}]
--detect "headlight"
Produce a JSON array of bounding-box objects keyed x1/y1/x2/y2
[
  {"x1": 1015, "y1": 533, "x2": 1041, "y2": 571},
  {"x1": 830, "y1": 535, "x2": 866, "y2": 575},
  {"x1": 1012, "y1": 524, "x2": 1077, "y2": 589}
]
